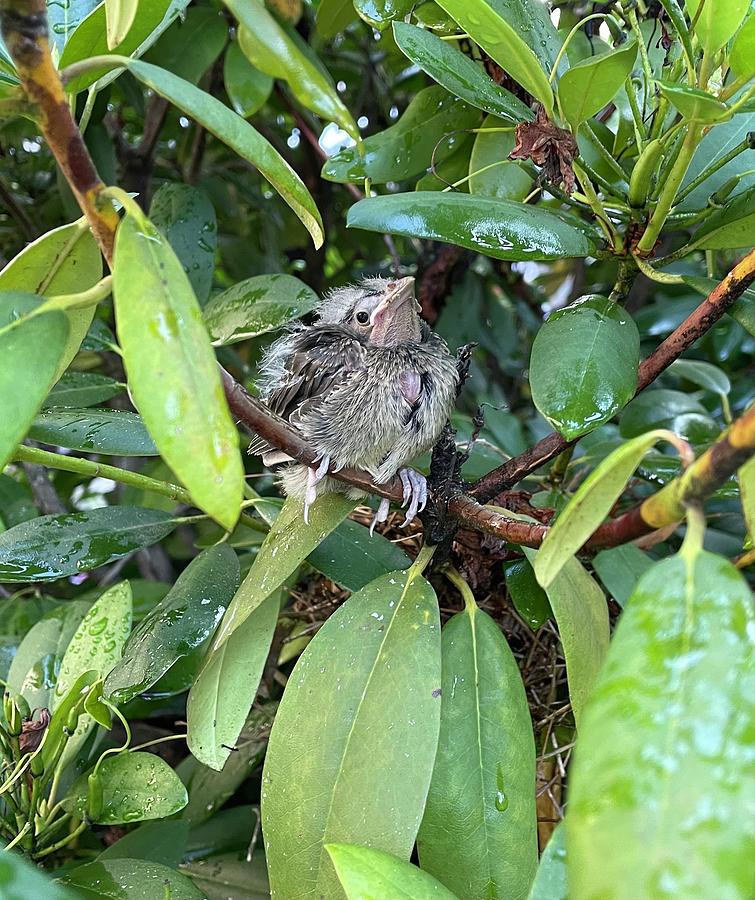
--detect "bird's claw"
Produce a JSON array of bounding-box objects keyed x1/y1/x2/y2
[
  {"x1": 370, "y1": 496, "x2": 391, "y2": 536},
  {"x1": 304, "y1": 455, "x2": 330, "y2": 524},
  {"x1": 398, "y1": 468, "x2": 427, "y2": 527}
]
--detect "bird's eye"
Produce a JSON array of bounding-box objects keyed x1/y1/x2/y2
[{"x1": 355, "y1": 310, "x2": 370, "y2": 325}]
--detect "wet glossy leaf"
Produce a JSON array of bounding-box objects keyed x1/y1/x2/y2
[
  {"x1": 61, "y1": 0, "x2": 191, "y2": 93},
  {"x1": 619, "y1": 388, "x2": 713, "y2": 439},
  {"x1": 592, "y1": 544, "x2": 653, "y2": 607},
  {"x1": 503, "y1": 558, "x2": 551, "y2": 630},
  {"x1": 67, "y1": 752, "x2": 188, "y2": 823},
  {"x1": 328, "y1": 844, "x2": 460, "y2": 900},
  {"x1": 527, "y1": 824, "x2": 566, "y2": 900},
  {"x1": 178, "y1": 704, "x2": 275, "y2": 824},
  {"x1": 29, "y1": 409, "x2": 158, "y2": 456},
  {"x1": 415, "y1": 136, "x2": 474, "y2": 192},
  {"x1": 322, "y1": 87, "x2": 481, "y2": 184},
  {"x1": 113, "y1": 204, "x2": 244, "y2": 530},
  {"x1": 435, "y1": 0, "x2": 555, "y2": 112},
  {"x1": 43, "y1": 372, "x2": 124, "y2": 409},
  {"x1": 0, "y1": 220, "x2": 102, "y2": 375},
  {"x1": 347, "y1": 193, "x2": 597, "y2": 260},
  {"x1": 0, "y1": 507, "x2": 176, "y2": 582},
  {"x1": 469, "y1": 115, "x2": 532, "y2": 200},
  {"x1": 262, "y1": 570, "x2": 441, "y2": 900},
  {"x1": 181, "y1": 852, "x2": 270, "y2": 899},
  {"x1": 149, "y1": 183, "x2": 218, "y2": 305},
  {"x1": 125, "y1": 60, "x2": 323, "y2": 248},
  {"x1": 355, "y1": 0, "x2": 411, "y2": 28},
  {"x1": 7, "y1": 600, "x2": 89, "y2": 711},
  {"x1": 692, "y1": 186, "x2": 755, "y2": 249},
  {"x1": 523, "y1": 551, "x2": 609, "y2": 730},
  {"x1": 417, "y1": 599, "x2": 537, "y2": 900},
  {"x1": 559, "y1": 39, "x2": 637, "y2": 128},
  {"x1": 46, "y1": 0, "x2": 100, "y2": 55},
  {"x1": 183, "y1": 804, "x2": 255, "y2": 861},
  {"x1": 98, "y1": 820, "x2": 190, "y2": 867},
  {"x1": 0, "y1": 310, "x2": 69, "y2": 470},
  {"x1": 730, "y1": 12, "x2": 755, "y2": 79},
  {"x1": 223, "y1": 40, "x2": 273, "y2": 118},
  {"x1": 535, "y1": 430, "x2": 680, "y2": 587},
  {"x1": 105, "y1": 0, "x2": 138, "y2": 49},
  {"x1": 656, "y1": 80, "x2": 730, "y2": 123},
  {"x1": 144, "y1": 7, "x2": 227, "y2": 85},
  {"x1": 0, "y1": 850, "x2": 78, "y2": 900},
  {"x1": 393, "y1": 23, "x2": 533, "y2": 123},
  {"x1": 230, "y1": 0, "x2": 358, "y2": 141},
  {"x1": 203, "y1": 273, "x2": 318, "y2": 345},
  {"x1": 316, "y1": 0, "x2": 357, "y2": 37},
  {"x1": 308, "y1": 518, "x2": 411, "y2": 590},
  {"x1": 59, "y1": 859, "x2": 204, "y2": 899},
  {"x1": 530, "y1": 295, "x2": 640, "y2": 441},
  {"x1": 567, "y1": 549, "x2": 755, "y2": 900},
  {"x1": 684, "y1": 0, "x2": 750, "y2": 53},
  {"x1": 105, "y1": 544, "x2": 240, "y2": 704}
]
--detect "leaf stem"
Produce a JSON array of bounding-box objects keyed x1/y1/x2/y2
[{"x1": 443, "y1": 565, "x2": 477, "y2": 614}]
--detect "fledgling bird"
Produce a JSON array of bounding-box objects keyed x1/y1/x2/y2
[{"x1": 250, "y1": 276, "x2": 459, "y2": 529}]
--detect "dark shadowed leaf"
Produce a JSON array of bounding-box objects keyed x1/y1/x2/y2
[
  {"x1": 30, "y1": 409, "x2": 158, "y2": 456},
  {"x1": 181, "y1": 851, "x2": 270, "y2": 899},
  {"x1": 691, "y1": 186, "x2": 755, "y2": 249},
  {"x1": 43, "y1": 372, "x2": 124, "y2": 409},
  {"x1": 328, "y1": 844, "x2": 460, "y2": 900},
  {"x1": 503, "y1": 558, "x2": 552, "y2": 630},
  {"x1": 98, "y1": 820, "x2": 190, "y2": 868},
  {"x1": 316, "y1": 0, "x2": 357, "y2": 37},
  {"x1": 144, "y1": 7, "x2": 227, "y2": 85},
  {"x1": 223, "y1": 40, "x2": 273, "y2": 118},
  {"x1": 592, "y1": 544, "x2": 653, "y2": 607},
  {"x1": 308, "y1": 518, "x2": 411, "y2": 590},
  {"x1": 59, "y1": 859, "x2": 204, "y2": 899},
  {"x1": 355, "y1": 0, "x2": 412, "y2": 29},
  {"x1": 619, "y1": 389, "x2": 716, "y2": 440}
]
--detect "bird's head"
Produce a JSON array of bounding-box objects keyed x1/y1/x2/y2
[{"x1": 317, "y1": 276, "x2": 421, "y2": 346}]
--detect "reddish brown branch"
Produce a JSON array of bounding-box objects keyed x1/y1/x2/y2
[{"x1": 471, "y1": 248, "x2": 755, "y2": 502}]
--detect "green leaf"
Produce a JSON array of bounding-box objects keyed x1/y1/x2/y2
[
  {"x1": 535, "y1": 430, "x2": 681, "y2": 587},
  {"x1": 730, "y1": 12, "x2": 755, "y2": 79},
  {"x1": 0, "y1": 848, "x2": 78, "y2": 900},
  {"x1": 203, "y1": 274, "x2": 319, "y2": 345},
  {"x1": 527, "y1": 824, "x2": 567, "y2": 900},
  {"x1": 44, "y1": 372, "x2": 124, "y2": 409},
  {"x1": 307, "y1": 518, "x2": 411, "y2": 590},
  {"x1": 149, "y1": 183, "x2": 218, "y2": 305},
  {"x1": 322, "y1": 86, "x2": 481, "y2": 184},
  {"x1": 592, "y1": 544, "x2": 653, "y2": 607},
  {"x1": 355, "y1": 0, "x2": 412, "y2": 29},
  {"x1": 181, "y1": 851, "x2": 270, "y2": 899},
  {"x1": 503, "y1": 558, "x2": 552, "y2": 629},
  {"x1": 417, "y1": 598, "x2": 538, "y2": 900},
  {"x1": 262, "y1": 569, "x2": 441, "y2": 900},
  {"x1": 523, "y1": 551, "x2": 609, "y2": 730},
  {"x1": 143, "y1": 7, "x2": 227, "y2": 85},
  {"x1": 416, "y1": 136, "x2": 474, "y2": 192},
  {"x1": 59, "y1": 859, "x2": 205, "y2": 899},
  {"x1": 0, "y1": 310, "x2": 69, "y2": 470},
  {"x1": 316, "y1": 0, "x2": 358, "y2": 38},
  {"x1": 105, "y1": 544, "x2": 240, "y2": 704},
  {"x1": 434, "y1": 0, "x2": 554, "y2": 113},
  {"x1": 679, "y1": 114, "x2": 755, "y2": 210},
  {"x1": 67, "y1": 752, "x2": 188, "y2": 823},
  {"x1": 113, "y1": 204, "x2": 244, "y2": 530},
  {"x1": 468, "y1": 114, "x2": 532, "y2": 200},
  {"x1": 656, "y1": 80, "x2": 730, "y2": 123},
  {"x1": 46, "y1": 0, "x2": 100, "y2": 55},
  {"x1": 0, "y1": 220, "x2": 102, "y2": 376},
  {"x1": 61, "y1": 0, "x2": 191, "y2": 93},
  {"x1": 669, "y1": 358, "x2": 731, "y2": 398},
  {"x1": 223, "y1": 40, "x2": 273, "y2": 118},
  {"x1": 105, "y1": 0, "x2": 139, "y2": 49},
  {"x1": 347, "y1": 193, "x2": 597, "y2": 260},
  {"x1": 559, "y1": 39, "x2": 638, "y2": 128},
  {"x1": 619, "y1": 388, "x2": 715, "y2": 440},
  {"x1": 691, "y1": 186, "x2": 755, "y2": 249},
  {"x1": 682, "y1": 274, "x2": 755, "y2": 337},
  {"x1": 327, "y1": 845, "x2": 460, "y2": 900},
  {"x1": 98, "y1": 820, "x2": 190, "y2": 868},
  {"x1": 0, "y1": 507, "x2": 176, "y2": 582},
  {"x1": 393, "y1": 23, "x2": 533, "y2": 123},
  {"x1": 529, "y1": 295, "x2": 640, "y2": 441},
  {"x1": 124, "y1": 59, "x2": 323, "y2": 248},
  {"x1": 7, "y1": 601, "x2": 89, "y2": 710},
  {"x1": 229, "y1": 0, "x2": 358, "y2": 140},
  {"x1": 740, "y1": 456, "x2": 755, "y2": 542},
  {"x1": 684, "y1": 0, "x2": 750, "y2": 53},
  {"x1": 29, "y1": 409, "x2": 158, "y2": 456},
  {"x1": 0, "y1": 474, "x2": 37, "y2": 530},
  {"x1": 567, "y1": 549, "x2": 755, "y2": 900}
]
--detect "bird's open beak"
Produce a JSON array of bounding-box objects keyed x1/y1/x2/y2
[{"x1": 369, "y1": 276, "x2": 417, "y2": 327}]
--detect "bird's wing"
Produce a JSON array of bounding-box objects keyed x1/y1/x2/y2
[{"x1": 249, "y1": 326, "x2": 367, "y2": 457}]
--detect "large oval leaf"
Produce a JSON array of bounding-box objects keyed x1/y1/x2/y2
[
  {"x1": 0, "y1": 507, "x2": 176, "y2": 581},
  {"x1": 684, "y1": 0, "x2": 750, "y2": 53},
  {"x1": 29, "y1": 409, "x2": 158, "y2": 456},
  {"x1": 691, "y1": 186, "x2": 755, "y2": 250},
  {"x1": 347, "y1": 193, "x2": 596, "y2": 261},
  {"x1": 0, "y1": 310, "x2": 69, "y2": 470},
  {"x1": 262, "y1": 569, "x2": 441, "y2": 900},
  {"x1": 558, "y1": 39, "x2": 637, "y2": 128},
  {"x1": 393, "y1": 23, "x2": 533, "y2": 123},
  {"x1": 417, "y1": 598, "x2": 537, "y2": 900},
  {"x1": 567, "y1": 549, "x2": 755, "y2": 900},
  {"x1": 203, "y1": 273, "x2": 318, "y2": 345},
  {"x1": 124, "y1": 59, "x2": 323, "y2": 248},
  {"x1": 112, "y1": 204, "x2": 244, "y2": 530},
  {"x1": 58, "y1": 859, "x2": 204, "y2": 899},
  {"x1": 529, "y1": 295, "x2": 640, "y2": 441},
  {"x1": 322, "y1": 86, "x2": 481, "y2": 184},
  {"x1": 105, "y1": 544, "x2": 240, "y2": 704}
]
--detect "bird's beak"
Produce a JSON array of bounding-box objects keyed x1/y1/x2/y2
[{"x1": 369, "y1": 277, "x2": 421, "y2": 346}]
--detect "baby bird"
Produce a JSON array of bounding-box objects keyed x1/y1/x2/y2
[{"x1": 251, "y1": 276, "x2": 459, "y2": 529}]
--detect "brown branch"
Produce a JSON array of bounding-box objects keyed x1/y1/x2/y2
[{"x1": 471, "y1": 247, "x2": 755, "y2": 502}]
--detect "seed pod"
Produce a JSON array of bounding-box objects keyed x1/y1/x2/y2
[{"x1": 629, "y1": 139, "x2": 663, "y2": 208}]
